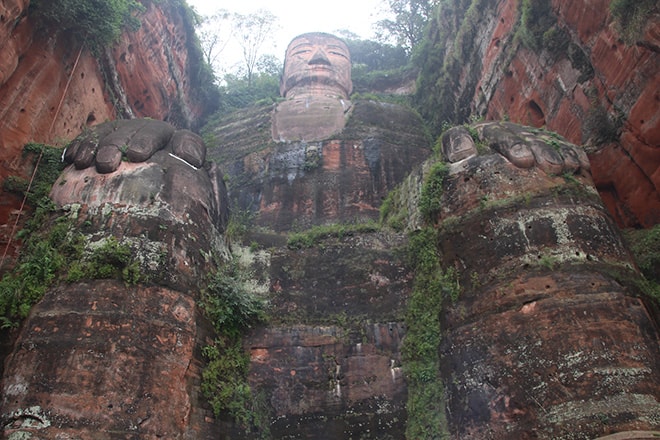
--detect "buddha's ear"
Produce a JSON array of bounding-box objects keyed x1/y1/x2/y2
[{"x1": 280, "y1": 73, "x2": 286, "y2": 98}]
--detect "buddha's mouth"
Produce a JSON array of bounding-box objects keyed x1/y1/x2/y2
[{"x1": 307, "y1": 65, "x2": 335, "y2": 71}]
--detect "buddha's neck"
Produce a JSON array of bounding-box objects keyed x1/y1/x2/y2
[{"x1": 285, "y1": 84, "x2": 349, "y2": 100}]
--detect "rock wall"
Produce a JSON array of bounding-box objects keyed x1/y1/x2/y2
[
  {"x1": 1, "y1": 120, "x2": 229, "y2": 438},
  {"x1": 0, "y1": 0, "x2": 216, "y2": 254},
  {"x1": 397, "y1": 122, "x2": 660, "y2": 438},
  {"x1": 237, "y1": 231, "x2": 412, "y2": 439},
  {"x1": 204, "y1": 92, "x2": 660, "y2": 437},
  {"x1": 199, "y1": 99, "x2": 433, "y2": 437},
  {"x1": 416, "y1": 0, "x2": 659, "y2": 228},
  {"x1": 205, "y1": 100, "x2": 432, "y2": 231}
]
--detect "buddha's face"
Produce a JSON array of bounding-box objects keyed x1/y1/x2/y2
[{"x1": 280, "y1": 33, "x2": 352, "y2": 98}]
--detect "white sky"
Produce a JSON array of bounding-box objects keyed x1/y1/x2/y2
[{"x1": 187, "y1": 0, "x2": 386, "y2": 73}]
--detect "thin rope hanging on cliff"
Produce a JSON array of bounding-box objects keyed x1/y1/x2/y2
[{"x1": 0, "y1": 43, "x2": 86, "y2": 270}]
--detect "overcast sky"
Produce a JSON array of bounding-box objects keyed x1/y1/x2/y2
[{"x1": 187, "y1": 0, "x2": 386, "y2": 72}]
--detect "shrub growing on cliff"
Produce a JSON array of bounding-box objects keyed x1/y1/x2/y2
[
  {"x1": 65, "y1": 237, "x2": 141, "y2": 283},
  {"x1": 515, "y1": 0, "x2": 556, "y2": 51},
  {"x1": 287, "y1": 221, "x2": 380, "y2": 249},
  {"x1": 624, "y1": 225, "x2": 660, "y2": 284},
  {"x1": 201, "y1": 263, "x2": 267, "y2": 338},
  {"x1": 200, "y1": 260, "x2": 269, "y2": 435},
  {"x1": 29, "y1": 0, "x2": 144, "y2": 53},
  {"x1": 403, "y1": 227, "x2": 456, "y2": 439},
  {"x1": 610, "y1": 0, "x2": 657, "y2": 44},
  {"x1": 0, "y1": 144, "x2": 73, "y2": 328},
  {"x1": 419, "y1": 161, "x2": 449, "y2": 223}
]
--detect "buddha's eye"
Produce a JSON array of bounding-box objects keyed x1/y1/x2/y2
[
  {"x1": 291, "y1": 44, "x2": 313, "y2": 57},
  {"x1": 329, "y1": 51, "x2": 348, "y2": 59}
]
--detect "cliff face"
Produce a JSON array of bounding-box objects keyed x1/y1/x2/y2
[
  {"x1": 205, "y1": 100, "x2": 432, "y2": 231},
  {"x1": 416, "y1": 0, "x2": 659, "y2": 228},
  {"x1": 202, "y1": 96, "x2": 660, "y2": 437},
  {"x1": 0, "y1": 0, "x2": 215, "y2": 249},
  {"x1": 1, "y1": 1, "x2": 659, "y2": 438},
  {"x1": 433, "y1": 123, "x2": 660, "y2": 438},
  {"x1": 2, "y1": 120, "x2": 229, "y2": 438}
]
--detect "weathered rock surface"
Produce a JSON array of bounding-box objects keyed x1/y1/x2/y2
[
  {"x1": 205, "y1": 99, "x2": 432, "y2": 231},
  {"x1": 2, "y1": 281, "x2": 205, "y2": 439},
  {"x1": 428, "y1": 122, "x2": 660, "y2": 438},
  {"x1": 1, "y1": 120, "x2": 228, "y2": 438},
  {"x1": 418, "y1": 0, "x2": 659, "y2": 227},
  {"x1": 203, "y1": 96, "x2": 430, "y2": 437},
  {"x1": 0, "y1": 0, "x2": 216, "y2": 252},
  {"x1": 236, "y1": 231, "x2": 412, "y2": 439}
]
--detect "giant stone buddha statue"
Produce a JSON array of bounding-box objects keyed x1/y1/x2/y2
[{"x1": 272, "y1": 32, "x2": 353, "y2": 142}]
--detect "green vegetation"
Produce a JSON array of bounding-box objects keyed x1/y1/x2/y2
[
  {"x1": 0, "y1": 215, "x2": 148, "y2": 329},
  {"x1": 215, "y1": 71, "x2": 280, "y2": 115},
  {"x1": 514, "y1": 0, "x2": 555, "y2": 51},
  {"x1": 403, "y1": 227, "x2": 456, "y2": 439},
  {"x1": 0, "y1": 144, "x2": 68, "y2": 327},
  {"x1": 66, "y1": 237, "x2": 142, "y2": 285},
  {"x1": 201, "y1": 262, "x2": 267, "y2": 338},
  {"x1": 347, "y1": 37, "x2": 415, "y2": 97},
  {"x1": 226, "y1": 209, "x2": 256, "y2": 244},
  {"x1": 537, "y1": 254, "x2": 558, "y2": 270},
  {"x1": 171, "y1": 0, "x2": 222, "y2": 122},
  {"x1": 346, "y1": 37, "x2": 410, "y2": 72},
  {"x1": 610, "y1": 0, "x2": 657, "y2": 45},
  {"x1": 287, "y1": 221, "x2": 380, "y2": 249},
  {"x1": 375, "y1": 0, "x2": 439, "y2": 54},
  {"x1": 0, "y1": 217, "x2": 80, "y2": 328},
  {"x1": 464, "y1": 124, "x2": 488, "y2": 154},
  {"x1": 199, "y1": 259, "x2": 269, "y2": 436},
  {"x1": 584, "y1": 95, "x2": 624, "y2": 145},
  {"x1": 624, "y1": 225, "x2": 660, "y2": 284},
  {"x1": 395, "y1": 148, "x2": 456, "y2": 437},
  {"x1": 413, "y1": 0, "x2": 496, "y2": 135},
  {"x1": 29, "y1": 0, "x2": 144, "y2": 53},
  {"x1": 0, "y1": 143, "x2": 149, "y2": 328},
  {"x1": 512, "y1": 0, "x2": 594, "y2": 82},
  {"x1": 419, "y1": 162, "x2": 449, "y2": 223},
  {"x1": 350, "y1": 90, "x2": 413, "y2": 107},
  {"x1": 3, "y1": 143, "x2": 66, "y2": 208},
  {"x1": 380, "y1": 187, "x2": 408, "y2": 231},
  {"x1": 302, "y1": 148, "x2": 322, "y2": 171}
]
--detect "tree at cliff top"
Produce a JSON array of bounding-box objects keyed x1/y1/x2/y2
[
  {"x1": 336, "y1": 33, "x2": 414, "y2": 94},
  {"x1": 29, "y1": 0, "x2": 144, "y2": 53},
  {"x1": 196, "y1": 9, "x2": 279, "y2": 87},
  {"x1": 233, "y1": 10, "x2": 279, "y2": 88},
  {"x1": 215, "y1": 62, "x2": 280, "y2": 114},
  {"x1": 196, "y1": 8, "x2": 233, "y2": 76},
  {"x1": 376, "y1": 0, "x2": 440, "y2": 53}
]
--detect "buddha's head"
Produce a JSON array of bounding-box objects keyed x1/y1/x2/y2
[{"x1": 280, "y1": 32, "x2": 352, "y2": 99}]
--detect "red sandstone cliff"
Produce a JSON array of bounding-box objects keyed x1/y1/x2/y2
[
  {"x1": 417, "y1": 0, "x2": 659, "y2": 228},
  {"x1": 0, "y1": 0, "x2": 216, "y2": 253}
]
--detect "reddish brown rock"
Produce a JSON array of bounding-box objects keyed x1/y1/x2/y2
[
  {"x1": 2, "y1": 281, "x2": 205, "y2": 439},
  {"x1": 246, "y1": 323, "x2": 407, "y2": 439},
  {"x1": 1, "y1": 121, "x2": 229, "y2": 438},
  {"x1": 233, "y1": 230, "x2": 413, "y2": 439},
  {"x1": 207, "y1": 99, "x2": 431, "y2": 231},
  {"x1": 420, "y1": 0, "x2": 659, "y2": 227},
  {"x1": 0, "y1": 0, "x2": 216, "y2": 255},
  {"x1": 429, "y1": 122, "x2": 660, "y2": 438}
]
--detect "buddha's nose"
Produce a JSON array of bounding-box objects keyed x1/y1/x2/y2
[{"x1": 308, "y1": 49, "x2": 331, "y2": 66}]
